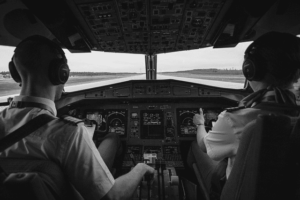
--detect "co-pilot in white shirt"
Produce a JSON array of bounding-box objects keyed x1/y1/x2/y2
[{"x1": 0, "y1": 95, "x2": 114, "y2": 200}]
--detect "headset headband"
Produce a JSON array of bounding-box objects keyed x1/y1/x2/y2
[{"x1": 14, "y1": 35, "x2": 66, "y2": 60}]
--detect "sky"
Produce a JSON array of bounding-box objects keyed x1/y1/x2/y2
[{"x1": 0, "y1": 42, "x2": 251, "y2": 73}]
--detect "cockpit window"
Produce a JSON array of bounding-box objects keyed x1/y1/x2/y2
[
  {"x1": 0, "y1": 42, "x2": 250, "y2": 101},
  {"x1": 63, "y1": 51, "x2": 145, "y2": 92},
  {"x1": 157, "y1": 42, "x2": 251, "y2": 89},
  {"x1": 0, "y1": 46, "x2": 145, "y2": 99}
]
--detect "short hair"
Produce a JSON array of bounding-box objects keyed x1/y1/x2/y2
[
  {"x1": 14, "y1": 35, "x2": 65, "y2": 73},
  {"x1": 247, "y1": 32, "x2": 300, "y2": 88}
]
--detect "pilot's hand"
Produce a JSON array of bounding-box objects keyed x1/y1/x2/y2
[
  {"x1": 138, "y1": 163, "x2": 155, "y2": 175},
  {"x1": 193, "y1": 108, "x2": 205, "y2": 126}
]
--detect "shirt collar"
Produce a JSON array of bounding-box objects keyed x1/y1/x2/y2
[{"x1": 12, "y1": 95, "x2": 57, "y2": 116}]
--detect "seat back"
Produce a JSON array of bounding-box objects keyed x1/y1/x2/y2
[
  {"x1": 221, "y1": 114, "x2": 300, "y2": 200},
  {"x1": 0, "y1": 159, "x2": 80, "y2": 200}
]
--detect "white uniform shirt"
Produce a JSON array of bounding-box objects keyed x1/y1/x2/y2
[
  {"x1": 204, "y1": 108, "x2": 279, "y2": 178},
  {"x1": 0, "y1": 95, "x2": 115, "y2": 200}
]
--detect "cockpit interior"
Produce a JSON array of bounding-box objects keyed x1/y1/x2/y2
[
  {"x1": 55, "y1": 79, "x2": 248, "y2": 199},
  {"x1": 1, "y1": 0, "x2": 300, "y2": 199}
]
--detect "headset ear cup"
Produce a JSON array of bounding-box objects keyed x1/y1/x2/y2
[
  {"x1": 48, "y1": 59, "x2": 69, "y2": 85},
  {"x1": 243, "y1": 58, "x2": 256, "y2": 81},
  {"x1": 8, "y1": 60, "x2": 22, "y2": 83},
  {"x1": 243, "y1": 54, "x2": 266, "y2": 81},
  {"x1": 59, "y1": 64, "x2": 70, "y2": 84}
]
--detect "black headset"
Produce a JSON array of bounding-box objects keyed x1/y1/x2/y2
[
  {"x1": 242, "y1": 32, "x2": 300, "y2": 82},
  {"x1": 242, "y1": 43, "x2": 268, "y2": 81},
  {"x1": 8, "y1": 35, "x2": 70, "y2": 85}
]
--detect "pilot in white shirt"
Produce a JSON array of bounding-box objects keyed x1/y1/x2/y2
[
  {"x1": 0, "y1": 35, "x2": 154, "y2": 200},
  {"x1": 189, "y1": 32, "x2": 300, "y2": 198},
  {"x1": 0, "y1": 95, "x2": 115, "y2": 199}
]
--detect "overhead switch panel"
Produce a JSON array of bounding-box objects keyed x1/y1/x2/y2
[{"x1": 78, "y1": 0, "x2": 225, "y2": 54}]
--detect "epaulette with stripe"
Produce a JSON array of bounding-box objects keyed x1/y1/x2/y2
[
  {"x1": 225, "y1": 106, "x2": 246, "y2": 113},
  {"x1": 60, "y1": 115, "x2": 84, "y2": 126}
]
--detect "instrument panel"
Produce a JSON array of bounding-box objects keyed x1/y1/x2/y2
[
  {"x1": 62, "y1": 80, "x2": 247, "y2": 145},
  {"x1": 68, "y1": 101, "x2": 227, "y2": 146},
  {"x1": 68, "y1": 101, "x2": 228, "y2": 168},
  {"x1": 61, "y1": 80, "x2": 246, "y2": 169}
]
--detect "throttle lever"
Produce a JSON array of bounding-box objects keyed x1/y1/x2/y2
[{"x1": 129, "y1": 153, "x2": 136, "y2": 166}]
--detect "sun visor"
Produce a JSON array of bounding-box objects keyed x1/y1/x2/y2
[{"x1": 4, "y1": 9, "x2": 52, "y2": 41}]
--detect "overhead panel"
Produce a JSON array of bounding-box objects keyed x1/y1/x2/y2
[
  {"x1": 118, "y1": 0, "x2": 149, "y2": 53},
  {"x1": 176, "y1": 0, "x2": 224, "y2": 51},
  {"x1": 150, "y1": 0, "x2": 185, "y2": 54},
  {"x1": 79, "y1": 2, "x2": 126, "y2": 52},
  {"x1": 77, "y1": 0, "x2": 225, "y2": 54}
]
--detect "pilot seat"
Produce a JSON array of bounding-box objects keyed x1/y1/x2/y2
[{"x1": 189, "y1": 114, "x2": 300, "y2": 200}]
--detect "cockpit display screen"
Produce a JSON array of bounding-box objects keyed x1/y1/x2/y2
[
  {"x1": 107, "y1": 109, "x2": 127, "y2": 136},
  {"x1": 176, "y1": 108, "x2": 198, "y2": 137},
  {"x1": 140, "y1": 110, "x2": 164, "y2": 139},
  {"x1": 86, "y1": 110, "x2": 106, "y2": 132},
  {"x1": 86, "y1": 109, "x2": 127, "y2": 136}
]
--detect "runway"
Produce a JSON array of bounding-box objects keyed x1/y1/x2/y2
[
  {"x1": 0, "y1": 74, "x2": 244, "y2": 103},
  {"x1": 64, "y1": 74, "x2": 243, "y2": 92}
]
